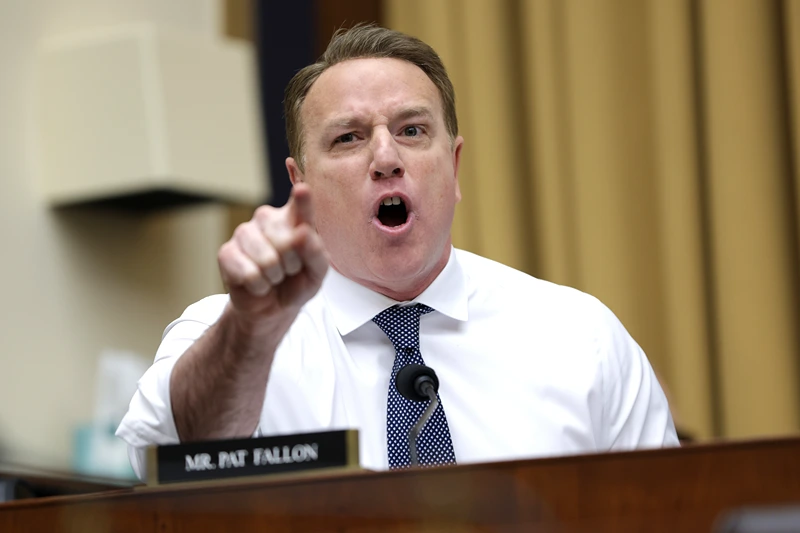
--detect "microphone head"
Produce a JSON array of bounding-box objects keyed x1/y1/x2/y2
[{"x1": 395, "y1": 364, "x2": 439, "y2": 402}]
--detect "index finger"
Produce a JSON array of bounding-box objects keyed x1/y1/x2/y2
[{"x1": 288, "y1": 182, "x2": 315, "y2": 227}]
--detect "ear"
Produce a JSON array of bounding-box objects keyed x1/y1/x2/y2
[
  {"x1": 452, "y1": 136, "x2": 464, "y2": 203},
  {"x1": 286, "y1": 157, "x2": 305, "y2": 185}
]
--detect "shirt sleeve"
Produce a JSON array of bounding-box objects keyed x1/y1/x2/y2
[
  {"x1": 594, "y1": 301, "x2": 680, "y2": 450},
  {"x1": 115, "y1": 295, "x2": 229, "y2": 481}
]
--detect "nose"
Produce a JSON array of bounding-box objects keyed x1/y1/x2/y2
[{"x1": 369, "y1": 130, "x2": 405, "y2": 180}]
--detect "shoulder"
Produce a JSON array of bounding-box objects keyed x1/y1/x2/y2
[
  {"x1": 163, "y1": 294, "x2": 230, "y2": 336},
  {"x1": 166, "y1": 291, "x2": 330, "y2": 339},
  {"x1": 455, "y1": 248, "x2": 616, "y2": 329}
]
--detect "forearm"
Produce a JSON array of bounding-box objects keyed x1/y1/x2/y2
[{"x1": 169, "y1": 303, "x2": 297, "y2": 442}]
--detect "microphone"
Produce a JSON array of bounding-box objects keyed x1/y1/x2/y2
[{"x1": 395, "y1": 363, "x2": 440, "y2": 467}]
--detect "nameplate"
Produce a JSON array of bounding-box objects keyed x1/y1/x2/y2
[{"x1": 145, "y1": 429, "x2": 359, "y2": 486}]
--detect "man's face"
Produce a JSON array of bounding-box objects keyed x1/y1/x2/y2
[{"x1": 287, "y1": 58, "x2": 463, "y2": 300}]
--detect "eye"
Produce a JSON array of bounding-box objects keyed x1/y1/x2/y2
[
  {"x1": 402, "y1": 125, "x2": 420, "y2": 137},
  {"x1": 335, "y1": 132, "x2": 356, "y2": 144}
]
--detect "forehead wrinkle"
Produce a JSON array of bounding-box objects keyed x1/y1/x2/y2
[
  {"x1": 322, "y1": 114, "x2": 368, "y2": 132},
  {"x1": 322, "y1": 104, "x2": 438, "y2": 133}
]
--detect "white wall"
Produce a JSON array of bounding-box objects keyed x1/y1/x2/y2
[{"x1": 0, "y1": 0, "x2": 231, "y2": 470}]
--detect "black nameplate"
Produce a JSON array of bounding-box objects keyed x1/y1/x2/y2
[{"x1": 146, "y1": 429, "x2": 359, "y2": 486}]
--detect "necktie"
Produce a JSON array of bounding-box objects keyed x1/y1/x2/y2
[{"x1": 373, "y1": 304, "x2": 457, "y2": 468}]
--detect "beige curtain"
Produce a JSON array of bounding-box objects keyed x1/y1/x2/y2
[{"x1": 386, "y1": 0, "x2": 800, "y2": 440}]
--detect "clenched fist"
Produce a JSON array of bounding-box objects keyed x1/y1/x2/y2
[{"x1": 217, "y1": 183, "x2": 328, "y2": 320}]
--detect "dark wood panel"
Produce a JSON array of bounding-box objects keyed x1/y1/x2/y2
[
  {"x1": 0, "y1": 463, "x2": 131, "y2": 502},
  {"x1": 2, "y1": 438, "x2": 800, "y2": 532},
  {"x1": 224, "y1": 0, "x2": 254, "y2": 41}
]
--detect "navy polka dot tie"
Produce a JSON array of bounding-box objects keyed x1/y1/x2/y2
[{"x1": 373, "y1": 304, "x2": 457, "y2": 469}]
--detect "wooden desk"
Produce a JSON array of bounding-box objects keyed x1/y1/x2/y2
[
  {"x1": 0, "y1": 463, "x2": 131, "y2": 501},
  {"x1": 1, "y1": 438, "x2": 799, "y2": 532}
]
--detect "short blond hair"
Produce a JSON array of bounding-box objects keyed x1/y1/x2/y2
[{"x1": 284, "y1": 24, "x2": 458, "y2": 169}]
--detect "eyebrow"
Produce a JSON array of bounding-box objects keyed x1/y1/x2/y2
[
  {"x1": 394, "y1": 106, "x2": 435, "y2": 123},
  {"x1": 323, "y1": 116, "x2": 363, "y2": 131},
  {"x1": 322, "y1": 106, "x2": 436, "y2": 132}
]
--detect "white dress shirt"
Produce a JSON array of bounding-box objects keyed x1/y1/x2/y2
[{"x1": 117, "y1": 248, "x2": 678, "y2": 480}]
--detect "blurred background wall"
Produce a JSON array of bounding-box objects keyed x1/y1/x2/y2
[
  {"x1": 1, "y1": 0, "x2": 799, "y2": 474},
  {"x1": 0, "y1": 0, "x2": 229, "y2": 471}
]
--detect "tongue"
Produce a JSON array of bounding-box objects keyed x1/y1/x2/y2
[{"x1": 378, "y1": 204, "x2": 407, "y2": 227}]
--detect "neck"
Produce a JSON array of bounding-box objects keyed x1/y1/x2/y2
[{"x1": 335, "y1": 245, "x2": 452, "y2": 302}]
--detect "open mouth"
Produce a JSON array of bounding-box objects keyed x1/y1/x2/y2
[{"x1": 377, "y1": 196, "x2": 409, "y2": 227}]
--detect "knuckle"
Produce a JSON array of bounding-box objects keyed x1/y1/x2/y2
[
  {"x1": 263, "y1": 252, "x2": 283, "y2": 272},
  {"x1": 217, "y1": 241, "x2": 236, "y2": 263},
  {"x1": 233, "y1": 223, "x2": 254, "y2": 241},
  {"x1": 240, "y1": 263, "x2": 264, "y2": 285},
  {"x1": 253, "y1": 205, "x2": 275, "y2": 223},
  {"x1": 260, "y1": 245, "x2": 279, "y2": 264},
  {"x1": 240, "y1": 268, "x2": 258, "y2": 284}
]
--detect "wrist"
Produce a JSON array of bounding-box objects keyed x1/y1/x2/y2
[{"x1": 224, "y1": 302, "x2": 298, "y2": 345}]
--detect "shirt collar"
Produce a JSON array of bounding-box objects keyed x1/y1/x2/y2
[{"x1": 321, "y1": 247, "x2": 470, "y2": 336}]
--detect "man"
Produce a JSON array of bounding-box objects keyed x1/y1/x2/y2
[{"x1": 117, "y1": 24, "x2": 678, "y2": 480}]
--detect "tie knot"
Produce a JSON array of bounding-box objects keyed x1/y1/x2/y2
[{"x1": 372, "y1": 304, "x2": 434, "y2": 350}]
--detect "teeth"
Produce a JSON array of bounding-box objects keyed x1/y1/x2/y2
[{"x1": 382, "y1": 196, "x2": 402, "y2": 206}]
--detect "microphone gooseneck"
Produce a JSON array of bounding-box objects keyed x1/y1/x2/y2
[{"x1": 395, "y1": 364, "x2": 440, "y2": 467}]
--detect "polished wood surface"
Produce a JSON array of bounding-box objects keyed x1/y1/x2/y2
[
  {"x1": 1, "y1": 438, "x2": 800, "y2": 532},
  {"x1": 0, "y1": 463, "x2": 132, "y2": 500}
]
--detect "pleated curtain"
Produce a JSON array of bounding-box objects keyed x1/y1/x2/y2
[{"x1": 386, "y1": 0, "x2": 800, "y2": 440}]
